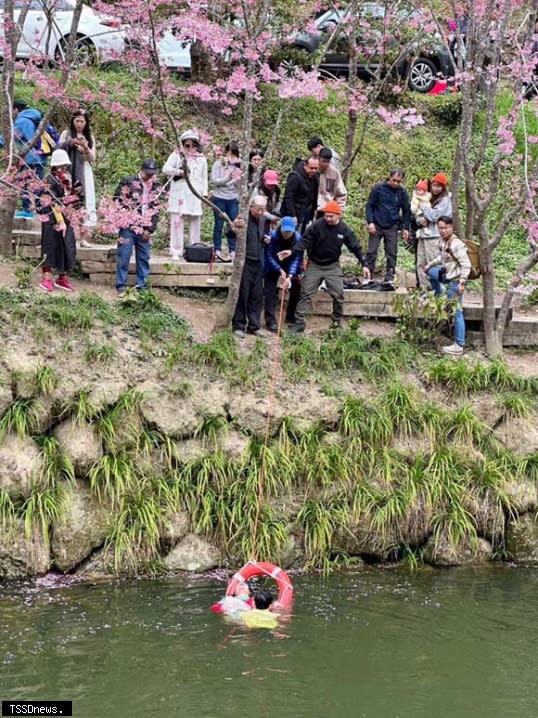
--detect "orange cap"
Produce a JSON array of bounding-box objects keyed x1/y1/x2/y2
[
  {"x1": 432, "y1": 172, "x2": 448, "y2": 187},
  {"x1": 323, "y1": 200, "x2": 342, "y2": 215},
  {"x1": 415, "y1": 179, "x2": 428, "y2": 191}
]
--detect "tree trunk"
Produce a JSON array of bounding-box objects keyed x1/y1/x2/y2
[
  {"x1": 481, "y1": 251, "x2": 502, "y2": 357},
  {"x1": 0, "y1": 192, "x2": 17, "y2": 255},
  {"x1": 214, "y1": 63, "x2": 256, "y2": 331}
]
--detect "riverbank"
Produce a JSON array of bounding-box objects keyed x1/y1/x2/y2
[{"x1": 0, "y1": 264, "x2": 537, "y2": 579}]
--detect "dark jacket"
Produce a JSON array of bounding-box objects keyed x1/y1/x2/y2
[
  {"x1": 38, "y1": 173, "x2": 76, "y2": 272},
  {"x1": 293, "y1": 218, "x2": 366, "y2": 266},
  {"x1": 366, "y1": 181, "x2": 411, "y2": 230},
  {"x1": 280, "y1": 161, "x2": 319, "y2": 226},
  {"x1": 264, "y1": 227, "x2": 303, "y2": 276},
  {"x1": 245, "y1": 212, "x2": 265, "y2": 262},
  {"x1": 114, "y1": 174, "x2": 162, "y2": 234}
]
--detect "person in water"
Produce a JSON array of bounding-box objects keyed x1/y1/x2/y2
[
  {"x1": 211, "y1": 582, "x2": 253, "y2": 614},
  {"x1": 242, "y1": 590, "x2": 279, "y2": 629}
]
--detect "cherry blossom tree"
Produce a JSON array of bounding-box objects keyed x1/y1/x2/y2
[
  {"x1": 450, "y1": 0, "x2": 538, "y2": 356},
  {"x1": 0, "y1": 0, "x2": 85, "y2": 253}
]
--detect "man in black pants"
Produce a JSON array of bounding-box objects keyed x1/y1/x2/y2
[
  {"x1": 231, "y1": 195, "x2": 268, "y2": 338},
  {"x1": 364, "y1": 168, "x2": 411, "y2": 290},
  {"x1": 279, "y1": 201, "x2": 370, "y2": 333}
]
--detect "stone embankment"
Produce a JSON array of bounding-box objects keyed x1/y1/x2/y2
[{"x1": 1, "y1": 342, "x2": 537, "y2": 579}]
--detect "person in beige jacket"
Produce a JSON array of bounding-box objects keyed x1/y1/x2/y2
[
  {"x1": 423, "y1": 215, "x2": 471, "y2": 355},
  {"x1": 317, "y1": 148, "x2": 347, "y2": 215}
]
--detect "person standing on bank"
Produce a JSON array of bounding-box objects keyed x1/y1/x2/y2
[
  {"x1": 12, "y1": 100, "x2": 49, "y2": 219},
  {"x1": 317, "y1": 147, "x2": 347, "y2": 216},
  {"x1": 163, "y1": 130, "x2": 208, "y2": 260},
  {"x1": 231, "y1": 195, "x2": 269, "y2": 338},
  {"x1": 280, "y1": 201, "x2": 370, "y2": 333},
  {"x1": 114, "y1": 159, "x2": 161, "y2": 296},
  {"x1": 59, "y1": 108, "x2": 96, "y2": 245},
  {"x1": 264, "y1": 216, "x2": 303, "y2": 331},
  {"x1": 415, "y1": 172, "x2": 452, "y2": 289},
  {"x1": 364, "y1": 169, "x2": 411, "y2": 290},
  {"x1": 422, "y1": 216, "x2": 471, "y2": 355},
  {"x1": 37, "y1": 149, "x2": 79, "y2": 292},
  {"x1": 280, "y1": 156, "x2": 319, "y2": 234},
  {"x1": 210, "y1": 142, "x2": 241, "y2": 262}
]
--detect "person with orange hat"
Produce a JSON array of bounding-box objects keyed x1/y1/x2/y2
[
  {"x1": 278, "y1": 200, "x2": 370, "y2": 333},
  {"x1": 364, "y1": 168, "x2": 411, "y2": 290},
  {"x1": 415, "y1": 172, "x2": 452, "y2": 289},
  {"x1": 409, "y1": 179, "x2": 432, "y2": 255}
]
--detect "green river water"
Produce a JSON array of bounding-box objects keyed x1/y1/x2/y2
[{"x1": 1, "y1": 567, "x2": 537, "y2": 718}]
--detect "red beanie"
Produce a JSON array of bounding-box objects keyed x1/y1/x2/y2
[
  {"x1": 415, "y1": 179, "x2": 428, "y2": 191},
  {"x1": 432, "y1": 172, "x2": 448, "y2": 187},
  {"x1": 323, "y1": 200, "x2": 342, "y2": 215}
]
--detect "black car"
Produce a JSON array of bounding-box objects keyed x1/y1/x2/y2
[{"x1": 279, "y1": 6, "x2": 455, "y2": 93}]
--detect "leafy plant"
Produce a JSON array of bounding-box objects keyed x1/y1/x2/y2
[
  {"x1": 0, "y1": 398, "x2": 38, "y2": 437},
  {"x1": 35, "y1": 366, "x2": 58, "y2": 396},
  {"x1": 83, "y1": 341, "x2": 117, "y2": 363},
  {"x1": 394, "y1": 290, "x2": 451, "y2": 346}
]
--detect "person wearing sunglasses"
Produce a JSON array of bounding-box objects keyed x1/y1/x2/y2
[{"x1": 163, "y1": 129, "x2": 208, "y2": 260}]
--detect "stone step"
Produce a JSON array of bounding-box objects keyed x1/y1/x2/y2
[
  {"x1": 13, "y1": 229, "x2": 41, "y2": 247},
  {"x1": 13, "y1": 217, "x2": 41, "y2": 231}
]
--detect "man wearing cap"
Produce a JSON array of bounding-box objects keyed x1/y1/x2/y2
[
  {"x1": 280, "y1": 156, "x2": 319, "y2": 234},
  {"x1": 263, "y1": 216, "x2": 303, "y2": 331},
  {"x1": 364, "y1": 168, "x2": 411, "y2": 290},
  {"x1": 12, "y1": 100, "x2": 49, "y2": 219},
  {"x1": 162, "y1": 130, "x2": 208, "y2": 260},
  {"x1": 279, "y1": 201, "x2": 370, "y2": 333},
  {"x1": 317, "y1": 147, "x2": 347, "y2": 216},
  {"x1": 114, "y1": 159, "x2": 162, "y2": 295},
  {"x1": 231, "y1": 195, "x2": 270, "y2": 338}
]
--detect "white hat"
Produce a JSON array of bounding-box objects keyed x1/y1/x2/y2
[
  {"x1": 180, "y1": 129, "x2": 200, "y2": 144},
  {"x1": 50, "y1": 149, "x2": 71, "y2": 167}
]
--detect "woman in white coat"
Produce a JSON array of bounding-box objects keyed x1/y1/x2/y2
[{"x1": 163, "y1": 130, "x2": 208, "y2": 259}]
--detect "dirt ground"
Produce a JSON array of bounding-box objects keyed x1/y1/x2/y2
[{"x1": 1, "y1": 255, "x2": 537, "y2": 377}]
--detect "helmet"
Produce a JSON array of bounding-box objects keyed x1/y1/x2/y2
[
  {"x1": 180, "y1": 129, "x2": 200, "y2": 144},
  {"x1": 50, "y1": 149, "x2": 71, "y2": 167}
]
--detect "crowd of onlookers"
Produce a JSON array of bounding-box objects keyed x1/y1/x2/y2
[{"x1": 3, "y1": 101, "x2": 471, "y2": 354}]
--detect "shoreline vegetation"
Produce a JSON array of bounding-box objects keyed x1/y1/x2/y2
[{"x1": 0, "y1": 288, "x2": 537, "y2": 580}]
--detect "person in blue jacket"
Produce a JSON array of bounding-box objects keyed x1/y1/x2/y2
[
  {"x1": 12, "y1": 100, "x2": 48, "y2": 219},
  {"x1": 263, "y1": 216, "x2": 303, "y2": 331}
]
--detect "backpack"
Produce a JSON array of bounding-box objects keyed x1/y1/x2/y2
[
  {"x1": 462, "y1": 238, "x2": 481, "y2": 280},
  {"x1": 30, "y1": 116, "x2": 60, "y2": 157},
  {"x1": 448, "y1": 237, "x2": 482, "y2": 280}
]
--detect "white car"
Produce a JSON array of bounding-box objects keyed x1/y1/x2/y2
[
  {"x1": 0, "y1": 0, "x2": 125, "y2": 63},
  {"x1": 0, "y1": 0, "x2": 191, "y2": 71}
]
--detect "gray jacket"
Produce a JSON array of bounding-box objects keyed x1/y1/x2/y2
[{"x1": 419, "y1": 194, "x2": 452, "y2": 239}]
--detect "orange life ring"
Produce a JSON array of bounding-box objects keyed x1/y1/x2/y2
[{"x1": 226, "y1": 561, "x2": 294, "y2": 611}]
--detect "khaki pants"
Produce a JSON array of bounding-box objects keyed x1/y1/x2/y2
[
  {"x1": 416, "y1": 236, "x2": 439, "y2": 289},
  {"x1": 295, "y1": 260, "x2": 344, "y2": 326}
]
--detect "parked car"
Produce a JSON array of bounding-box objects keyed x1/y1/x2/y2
[
  {"x1": 0, "y1": 0, "x2": 191, "y2": 72},
  {"x1": 0, "y1": 0, "x2": 125, "y2": 64},
  {"x1": 278, "y1": 6, "x2": 455, "y2": 93}
]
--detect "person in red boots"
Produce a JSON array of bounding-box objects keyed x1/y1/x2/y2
[{"x1": 37, "y1": 148, "x2": 81, "y2": 292}]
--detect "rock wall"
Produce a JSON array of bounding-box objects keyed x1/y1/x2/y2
[{"x1": 1, "y1": 336, "x2": 537, "y2": 580}]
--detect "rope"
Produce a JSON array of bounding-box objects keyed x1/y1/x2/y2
[{"x1": 249, "y1": 282, "x2": 288, "y2": 560}]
